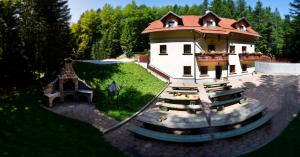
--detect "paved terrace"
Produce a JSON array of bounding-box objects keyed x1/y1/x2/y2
[{"x1": 46, "y1": 74, "x2": 300, "y2": 157}]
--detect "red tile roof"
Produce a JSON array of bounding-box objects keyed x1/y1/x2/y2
[{"x1": 142, "y1": 15, "x2": 260, "y2": 37}]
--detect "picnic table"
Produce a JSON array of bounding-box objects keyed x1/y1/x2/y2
[
  {"x1": 203, "y1": 81, "x2": 229, "y2": 88},
  {"x1": 170, "y1": 84, "x2": 198, "y2": 91},
  {"x1": 159, "y1": 92, "x2": 200, "y2": 101}
]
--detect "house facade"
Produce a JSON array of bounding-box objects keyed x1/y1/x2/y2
[{"x1": 143, "y1": 11, "x2": 266, "y2": 82}]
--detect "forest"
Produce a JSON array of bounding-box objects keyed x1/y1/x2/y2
[{"x1": 0, "y1": 0, "x2": 300, "y2": 88}]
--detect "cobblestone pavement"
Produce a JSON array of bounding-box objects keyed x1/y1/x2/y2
[
  {"x1": 105, "y1": 75, "x2": 300, "y2": 157},
  {"x1": 45, "y1": 103, "x2": 118, "y2": 132}
]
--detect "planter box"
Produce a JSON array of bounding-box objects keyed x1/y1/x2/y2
[{"x1": 196, "y1": 54, "x2": 228, "y2": 62}]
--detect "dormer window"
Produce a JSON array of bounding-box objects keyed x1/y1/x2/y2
[
  {"x1": 166, "y1": 20, "x2": 177, "y2": 28},
  {"x1": 206, "y1": 20, "x2": 214, "y2": 27},
  {"x1": 238, "y1": 25, "x2": 246, "y2": 32},
  {"x1": 199, "y1": 10, "x2": 221, "y2": 27},
  {"x1": 160, "y1": 11, "x2": 183, "y2": 28},
  {"x1": 232, "y1": 17, "x2": 251, "y2": 32}
]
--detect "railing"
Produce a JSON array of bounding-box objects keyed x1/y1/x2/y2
[
  {"x1": 239, "y1": 53, "x2": 270, "y2": 61},
  {"x1": 196, "y1": 53, "x2": 228, "y2": 62},
  {"x1": 147, "y1": 64, "x2": 170, "y2": 81}
]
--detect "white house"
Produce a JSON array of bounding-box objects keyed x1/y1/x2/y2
[{"x1": 142, "y1": 11, "x2": 266, "y2": 82}]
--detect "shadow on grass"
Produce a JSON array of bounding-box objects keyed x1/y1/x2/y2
[
  {"x1": 73, "y1": 62, "x2": 166, "y2": 121},
  {"x1": 0, "y1": 88, "x2": 128, "y2": 157},
  {"x1": 95, "y1": 86, "x2": 155, "y2": 121}
]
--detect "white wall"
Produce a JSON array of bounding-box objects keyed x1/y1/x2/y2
[
  {"x1": 229, "y1": 41, "x2": 255, "y2": 54},
  {"x1": 150, "y1": 40, "x2": 196, "y2": 79}
]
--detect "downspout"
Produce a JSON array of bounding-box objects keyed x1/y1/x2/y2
[
  {"x1": 226, "y1": 36, "x2": 229, "y2": 80},
  {"x1": 193, "y1": 31, "x2": 197, "y2": 83}
]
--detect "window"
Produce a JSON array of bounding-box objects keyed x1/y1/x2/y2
[
  {"x1": 166, "y1": 20, "x2": 177, "y2": 28},
  {"x1": 229, "y1": 46, "x2": 235, "y2": 54},
  {"x1": 239, "y1": 25, "x2": 246, "y2": 31},
  {"x1": 230, "y1": 65, "x2": 236, "y2": 74},
  {"x1": 183, "y1": 66, "x2": 192, "y2": 76},
  {"x1": 242, "y1": 46, "x2": 247, "y2": 53},
  {"x1": 208, "y1": 45, "x2": 215, "y2": 52},
  {"x1": 183, "y1": 44, "x2": 191, "y2": 54},
  {"x1": 242, "y1": 64, "x2": 247, "y2": 72},
  {"x1": 160, "y1": 45, "x2": 167, "y2": 55},
  {"x1": 207, "y1": 20, "x2": 213, "y2": 27},
  {"x1": 200, "y1": 66, "x2": 208, "y2": 76}
]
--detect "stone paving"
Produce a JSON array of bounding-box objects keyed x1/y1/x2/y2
[
  {"x1": 105, "y1": 74, "x2": 300, "y2": 157},
  {"x1": 44, "y1": 103, "x2": 118, "y2": 132},
  {"x1": 45, "y1": 74, "x2": 300, "y2": 157}
]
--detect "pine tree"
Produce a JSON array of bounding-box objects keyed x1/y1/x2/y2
[{"x1": 289, "y1": 0, "x2": 300, "y2": 61}]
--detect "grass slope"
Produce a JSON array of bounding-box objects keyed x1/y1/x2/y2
[
  {"x1": 242, "y1": 114, "x2": 300, "y2": 157},
  {"x1": 0, "y1": 88, "x2": 128, "y2": 157},
  {"x1": 73, "y1": 62, "x2": 166, "y2": 121}
]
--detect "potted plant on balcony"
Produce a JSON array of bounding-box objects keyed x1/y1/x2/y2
[
  {"x1": 221, "y1": 50, "x2": 226, "y2": 56},
  {"x1": 210, "y1": 50, "x2": 216, "y2": 59}
]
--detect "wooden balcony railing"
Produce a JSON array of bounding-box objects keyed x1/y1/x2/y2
[
  {"x1": 239, "y1": 53, "x2": 270, "y2": 61},
  {"x1": 196, "y1": 53, "x2": 228, "y2": 62}
]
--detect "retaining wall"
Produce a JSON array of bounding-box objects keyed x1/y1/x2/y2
[{"x1": 255, "y1": 61, "x2": 300, "y2": 75}]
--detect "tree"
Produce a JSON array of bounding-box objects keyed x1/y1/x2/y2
[
  {"x1": 236, "y1": 0, "x2": 247, "y2": 18},
  {"x1": 71, "y1": 9, "x2": 101, "y2": 59},
  {"x1": 289, "y1": 0, "x2": 300, "y2": 61},
  {"x1": 202, "y1": 0, "x2": 209, "y2": 13},
  {"x1": 210, "y1": 0, "x2": 223, "y2": 16},
  {"x1": 222, "y1": 0, "x2": 236, "y2": 18}
]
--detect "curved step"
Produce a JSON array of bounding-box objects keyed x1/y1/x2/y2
[
  {"x1": 136, "y1": 111, "x2": 209, "y2": 129},
  {"x1": 213, "y1": 114, "x2": 272, "y2": 140},
  {"x1": 129, "y1": 114, "x2": 272, "y2": 143},
  {"x1": 211, "y1": 98, "x2": 266, "y2": 126},
  {"x1": 128, "y1": 125, "x2": 212, "y2": 142}
]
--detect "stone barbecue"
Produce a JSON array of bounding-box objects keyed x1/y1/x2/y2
[{"x1": 44, "y1": 58, "x2": 93, "y2": 107}]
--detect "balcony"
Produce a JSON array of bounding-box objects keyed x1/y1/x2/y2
[
  {"x1": 196, "y1": 52, "x2": 228, "y2": 62},
  {"x1": 239, "y1": 53, "x2": 270, "y2": 61}
]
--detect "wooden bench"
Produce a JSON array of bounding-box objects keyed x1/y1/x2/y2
[
  {"x1": 211, "y1": 95, "x2": 245, "y2": 108},
  {"x1": 208, "y1": 88, "x2": 245, "y2": 100},
  {"x1": 203, "y1": 81, "x2": 229, "y2": 88},
  {"x1": 170, "y1": 84, "x2": 198, "y2": 91},
  {"x1": 136, "y1": 111, "x2": 209, "y2": 129},
  {"x1": 212, "y1": 114, "x2": 272, "y2": 140},
  {"x1": 167, "y1": 89, "x2": 199, "y2": 94},
  {"x1": 159, "y1": 92, "x2": 200, "y2": 101},
  {"x1": 205, "y1": 85, "x2": 232, "y2": 93},
  {"x1": 156, "y1": 102, "x2": 202, "y2": 112},
  {"x1": 128, "y1": 125, "x2": 212, "y2": 143},
  {"x1": 210, "y1": 98, "x2": 266, "y2": 126}
]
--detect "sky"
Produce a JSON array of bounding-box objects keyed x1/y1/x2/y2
[{"x1": 67, "y1": 0, "x2": 293, "y2": 23}]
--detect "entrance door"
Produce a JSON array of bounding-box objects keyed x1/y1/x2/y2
[{"x1": 215, "y1": 65, "x2": 222, "y2": 79}]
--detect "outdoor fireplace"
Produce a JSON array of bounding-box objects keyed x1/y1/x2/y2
[
  {"x1": 44, "y1": 58, "x2": 93, "y2": 107},
  {"x1": 58, "y1": 58, "x2": 79, "y2": 101}
]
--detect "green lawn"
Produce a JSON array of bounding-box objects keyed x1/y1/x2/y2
[
  {"x1": 73, "y1": 62, "x2": 166, "y2": 121},
  {"x1": 242, "y1": 114, "x2": 300, "y2": 157},
  {"x1": 0, "y1": 62, "x2": 164, "y2": 157},
  {"x1": 0, "y1": 88, "x2": 128, "y2": 157}
]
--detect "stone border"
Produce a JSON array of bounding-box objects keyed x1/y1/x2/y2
[{"x1": 102, "y1": 83, "x2": 170, "y2": 134}]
